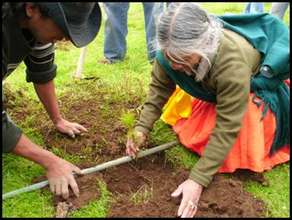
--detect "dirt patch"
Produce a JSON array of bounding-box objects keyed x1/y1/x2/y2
[
  {"x1": 232, "y1": 169, "x2": 269, "y2": 186},
  {"x1": 33, "y1": 87, "x2": 142, "y2": 163},
  {"x1": 104, "y1": 154, "x2": 266, "y2": 218},
  {"x1": 33, "y1": 163, "x2": 103, "y2": 217},
  {"x1": 105, "y1": 153, "x2": 187, "y2": 217},
  {"x1": 33, "y1": 154, "x2": 266, "y2": 218},
  {"x1": 11, "y1": 80, "x2": 265, "y2": 217},
  {"x1": 52, "y1": 173, "x2": 102, "y2": 210},
  {"x1": 2, "y1": 85, "x2": 35, "y2": 122},
  {"x1": 196, "y1": 175, "x2": 265, "y2": 218}
]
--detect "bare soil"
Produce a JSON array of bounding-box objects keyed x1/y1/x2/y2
[
  {"x1": 104, "y1": 154, "x2": 266, "y2": 218},
  {"x1": 34, "y1": 154, "x2": 266, "y2": 218},
  {"x1": 6, "y1": 83, "x2": 266, "y2": 217}
]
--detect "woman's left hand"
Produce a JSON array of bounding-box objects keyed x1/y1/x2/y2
[
  {"x1": 55, "y1": 118, "x2": 88, "y2": 138},
  {"x1": 171, "y1": 179, "x2": 203, "y2": 218}
]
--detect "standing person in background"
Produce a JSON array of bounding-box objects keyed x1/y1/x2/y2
[
  {"x1": 244, "y1": 2, "x2": 264, "y2": 13},
  {"x1": 270, "y1": 2, "x2": 289, "y2": 20},
  {"x1": 99, "y1": 3, "x2": 163, "y2": 65},
  {"x1": 2, "y1": 2, "x2": 101, "y2": 199}
]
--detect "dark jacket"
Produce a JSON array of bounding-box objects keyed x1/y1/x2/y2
[{"x1": 2, "y1": 4, "x2": 57, "y2": 153}]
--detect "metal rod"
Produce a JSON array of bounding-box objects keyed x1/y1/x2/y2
[
  {"x1": 73, "y1": 47, "x2": 87, "y2": 79},
  {"x1": 3, "y1": 140, "x2": 178, "y2": 200}
]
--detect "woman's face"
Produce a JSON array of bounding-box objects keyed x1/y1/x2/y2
[
  {"x1": 23, "y1": 3, "x2": 70, "y2": 44},
  {"x1": 164, "y1": 51, "x2": 202, "y2": 75}
]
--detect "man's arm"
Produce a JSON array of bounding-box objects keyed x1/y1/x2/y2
[
  {"x1": 33, "y1": 80, "x2": 62, "y2": 124},
  {"x1": 23, "y1": 42, "x2": 87, "y2": 137},
  {"x1": 33, "y1": 80, "x2": 88, "y2": 137},
  {"x1": 13, "y1": 133, "x2": 64, "y2": 170},
  {"x1": 12, "y1": 133, "x2": 82, "y2": 199}
]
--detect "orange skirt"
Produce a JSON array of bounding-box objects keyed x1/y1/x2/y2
[{"x1": 161, "y1": 87, "x2": 290, "y2": 173}]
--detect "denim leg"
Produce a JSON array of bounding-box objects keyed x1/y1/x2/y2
[
  {"x1": 270, "y1": 2, "x2": 289, "y2": 20},
  {"x1": 142, "y1": 3, "x2": 163, "y2": 61},
  {"x1": 103, "y1": 3, "x2": 129, "y2": 62},
  {"x1": 166, "y1": 2, "x2": 172, "y2": 8},
  {"x1": 244, "y1": 2, "x2": 264, "y2": 13}
]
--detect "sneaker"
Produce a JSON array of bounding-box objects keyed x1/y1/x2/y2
[{"x1": 98, "y1": 58, "x2": 113, "y2": 64}]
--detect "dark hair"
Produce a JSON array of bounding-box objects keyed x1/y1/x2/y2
[{"x1": 2, "y1": 3, "x2": 50, "y2": 20}]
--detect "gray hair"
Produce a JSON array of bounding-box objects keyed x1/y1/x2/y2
[{"x1": 156, "y1": 3, "x2": 223, "y2": 81}]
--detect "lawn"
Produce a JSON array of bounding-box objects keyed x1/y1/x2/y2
[{"x1": 2, "y1": 3, "x2": 290, "y2": 218}]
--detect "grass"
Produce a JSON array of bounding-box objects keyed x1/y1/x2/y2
[
  {"x1": 244, "y1": 163, "x2": 290, "y2": 217},
  {"x1": 130, "y1": 184, "x2": 154, "y2": 205},
  {"x1": 2, "y1": 3, "x2": 290, "y2": 218},
  {"x1": 120, "y1": 111, "x2": 136, "y2": 130},
  {"x1": 68, "y1": 179, "x2": 111, "y2": 218}
]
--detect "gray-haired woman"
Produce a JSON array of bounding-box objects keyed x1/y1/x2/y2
[{"x1": 126, "y1": 3, "x2": 289, "y2": 218}]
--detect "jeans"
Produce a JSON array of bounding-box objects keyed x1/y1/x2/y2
[
  {"x1": 103, "y1": 3, "x2": 163, "y2": 62},
  {"x1": 270, "y1": 2, "x2": 289, "y2": 20},
  {"x1": 244, "y1": 2, "x2": 264, "y2": 13}
]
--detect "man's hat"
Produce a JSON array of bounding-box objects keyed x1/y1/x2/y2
[{"x1": 38, "y1": 2, "x2": 102, "y2": 47}]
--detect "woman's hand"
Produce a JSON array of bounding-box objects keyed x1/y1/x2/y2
[
  {"x1": 126, "y1": 130, "x2": 147, "y2": 158},
  {"x1": 171, "y1": 179, "x2": 203, "y2": 218},
  {"x1": 55, "y1": 118, "x2": 88, "y2": 138}
]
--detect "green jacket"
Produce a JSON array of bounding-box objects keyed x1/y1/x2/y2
[
  {"x1": 136, "y1": 28, "x2": 261, "y2": 187},
  {"x1": 218, "y1": 13, "x2": 290, "y2": 155}
]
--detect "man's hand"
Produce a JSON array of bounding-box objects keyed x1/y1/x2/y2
[
  {"x1": 46, "y1": 157, "x2": 82, "y2": 199},
  {"x1": 171, "y1": 179, "x2": 203, "y2": 218},
  {"x1": 12, "y1": 134, "x2": 82, "y2": 200},
  {"x1": 55, "y1": 118, "x2": 88, "y2": 138},
  {"x1": 126, "y1": 130, "x2": 147, "y2": 158}
]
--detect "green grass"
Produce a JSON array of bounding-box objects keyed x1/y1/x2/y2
[
  {"x1": 120, "y1": 111, "x2": 136, "y2": 129},
  {"x1": 68, "y1": 180, "x2": 111, "y2": 218},
  {"x1": 129, "y1": 184, "x2": 154, "y2": 205},
  {"x1": 3, "y1": 190, "x2": 54, "y2": 218},
  {"x1": 244, "y1": 163, "x2": 290, "y2": 217},
  {"x1": 2, "y1": 3, "x2": 290, "y2": 218}
]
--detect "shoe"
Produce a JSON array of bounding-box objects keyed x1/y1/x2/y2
[{"x1": 98, "y1": 58, "x2": 113, "y2": 64}]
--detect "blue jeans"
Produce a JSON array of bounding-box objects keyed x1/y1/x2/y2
[
  {"x1": 270, "y1": 2, "x2": 289, "y2": 20},
  {"x1": 103, "y1": 3, "x2": 163, "y2": 62},
  {"x1": 244, "y1": 2, "x2": 264, "y2": 13}
]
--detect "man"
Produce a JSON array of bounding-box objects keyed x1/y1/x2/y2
[
  {"x1": 244, "y1": 2, "x2": 264, "y2": 14},
  {"x1": 2, "y1": 3, "x2": 101, "y2": 199},
  {"x1": 270, "y1": 2, "x2": 289, "y2": 20},
  {"x1": 99, "y1": 2, "x2": 163, "y2": 64}
]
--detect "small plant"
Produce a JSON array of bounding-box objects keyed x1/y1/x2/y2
[
  {"x1": 120, "y1": 111, "x2": 136, "y2": 129},
  {"x1": 81, "y1": 146, "x2": 93, "y2": 154},
  {"x1": 120, "y1": 111, "x2": 143, "y2": 147},
  {"x1": 130, "y1": 184, "x2": 153, "y2": 205}
]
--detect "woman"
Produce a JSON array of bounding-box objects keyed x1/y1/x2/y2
[{"x1": 126, "y1": 3, "x2": 290, "y2": 218}]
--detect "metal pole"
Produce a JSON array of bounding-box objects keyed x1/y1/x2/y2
[
  {"x1": 73, "y1": 47, "x2": 87, "y2": 79},
  {"x1": 3, "y1": 141, "x2": 178, "y2": 200}
]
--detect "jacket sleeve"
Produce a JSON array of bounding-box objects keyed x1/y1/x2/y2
[
  {"x1": 189, "y1": 56, "x2": 251, "y2": 187},
  {"x1": 24, "y1": 42, "x2": 57, "y2": 84},
  {"x1": 2, "y1": 110, "x2": 22, "y2": 153},
  {"x1": 135, "y1": 60, "x2": 176, "y2": 134}
]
